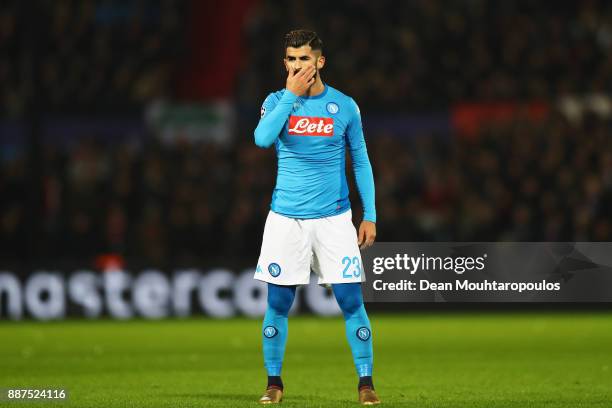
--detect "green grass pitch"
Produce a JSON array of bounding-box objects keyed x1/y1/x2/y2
[{"x1": 1, "y1": 313, "x2": 611, "y2": 407}]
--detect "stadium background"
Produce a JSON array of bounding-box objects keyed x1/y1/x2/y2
[
  {"x1": 1, "y1": 2, "x2": 611, "y2": 407},
  {"x1": 2, "y1": 0, "x2": 612, "y2": 319}
]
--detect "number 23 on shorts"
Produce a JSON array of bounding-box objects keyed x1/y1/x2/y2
[{"x1": 342, "y1": 256, "x2": 361, "y2": 278}]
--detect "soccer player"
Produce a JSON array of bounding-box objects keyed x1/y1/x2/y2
[{"x1": 253, "y1": 30, "x2": 379, "y2": 405}]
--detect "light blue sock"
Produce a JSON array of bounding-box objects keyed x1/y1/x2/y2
[
  {"x1": 332, "y1": 283, "x2": 373, "y2": 377},
  {"x1": 263, "y1": 283, "x2": 296, "y2": 376}
]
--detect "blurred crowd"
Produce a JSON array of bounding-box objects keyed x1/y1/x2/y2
[
  {"x1": 241, "y1": 0, "x2": 612, "y2": 110},
  {"x1": 1, "y1": 113, "x2": 610, "y2": 264},
  {"x1": 1, "y1": 0, "x2": 612, "y2": 265},
  {"x1": 374, "y1": 113, "x2": 612, "y2": 243},
  {"x1": 0, "y1": 0, "x2": 184, "y2": 117}
]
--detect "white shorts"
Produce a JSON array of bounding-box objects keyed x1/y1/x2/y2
[{"x1": 254, "y1": 209, "x2": 365, "y2": 286}]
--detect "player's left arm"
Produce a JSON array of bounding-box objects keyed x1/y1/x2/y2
[{"x1": 346, "y1": 98, "x2": 376, "y2": 250}]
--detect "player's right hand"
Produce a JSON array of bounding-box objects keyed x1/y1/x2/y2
[{"x1": 286, "y1": 65, "x2": 316, "y2": 96}]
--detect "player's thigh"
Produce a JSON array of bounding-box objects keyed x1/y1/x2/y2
[
  {"x1": 254, "y1": 211, "x2": 311, "y2": 285},
  {"x1": 312, "y1": 210, "x2": 364, "y2": 284}
]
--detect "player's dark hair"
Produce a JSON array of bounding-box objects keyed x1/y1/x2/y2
[{"x1": 284, "y1": 29, "x2": 323, "y2": 53}]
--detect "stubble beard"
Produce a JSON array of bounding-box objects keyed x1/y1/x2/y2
[{"x1": 309, "y1": 67, "x2": 318, "y2": 88}]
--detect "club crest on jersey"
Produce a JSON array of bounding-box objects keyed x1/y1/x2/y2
[
  {"x1": 356, "y1": 327, "x2": 371, "y2": 341},
  {"x1": 326, "y1": 102, "x2": 339, "y2": 114},
  {"x1": 288, "y1": 116, "x2": 334, "y2": 137},
  {"x1": 268, "y1": 262, "x2": 282, "y2": 277},
  {"x1": 263, "y1": 326, "x2": 278, "y2": 338}
]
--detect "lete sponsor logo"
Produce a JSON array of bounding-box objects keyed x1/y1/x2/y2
[{"x1": 288, "y1": 116, "x2": 334, "y2": 137}]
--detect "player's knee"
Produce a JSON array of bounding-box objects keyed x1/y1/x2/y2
[
  {"x1": 332, "y1": 283, "x2": 363, "y2": 316},
  {"x1": 337, "y1": 294, "x2": 362, "y2": 316},
  {"x1": 267, "y1": 284, "x2": 296, "y2": 316}
]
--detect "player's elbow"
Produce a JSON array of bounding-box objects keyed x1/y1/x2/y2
[
  {"x1": 254, "y1": 128, "x2": 274, "y2": 148},
  {"x1": 352, "y1": 157, "x2": 371, "y2": 170},
  {"x1": 350, "y1": 148, "x2": 371, "y2": 167}
]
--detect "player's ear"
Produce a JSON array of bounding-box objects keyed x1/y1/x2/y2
[
  {"x1": 283, "y1": 58, "x2": 289, "y2": 72},
  {"x1": 317, "y1": 55, "x2": 325, "y2": 70}
]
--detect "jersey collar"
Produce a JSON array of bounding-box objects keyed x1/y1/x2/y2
[{"x1": 301, "y1": 83, "x2": 328, "y2": 100}]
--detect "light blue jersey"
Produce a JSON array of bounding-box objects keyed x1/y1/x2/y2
[{"x1": 254, "y1": 84, "x2": 376, "y2": 222}]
